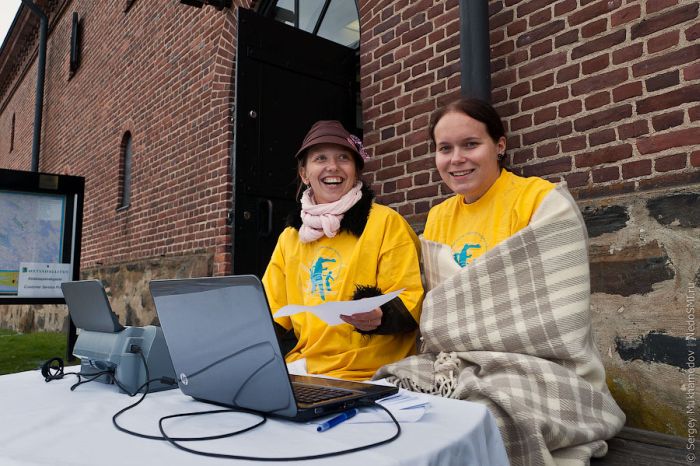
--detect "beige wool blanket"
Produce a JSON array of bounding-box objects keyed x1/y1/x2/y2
[{"x1": 375, "y1": 184, "x2": 625, "y2": 466}]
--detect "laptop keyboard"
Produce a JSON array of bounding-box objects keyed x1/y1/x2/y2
[{"x1": 292, "y1": 383, "x2": 352, "y2": 403}]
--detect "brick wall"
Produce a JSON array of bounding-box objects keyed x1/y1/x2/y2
[
  {"x1": 0, "y1": 0, "x2": 251, "y2": 276},
  {"x1": 359, "y1": 0, "x2": 700, "y2": 229}
]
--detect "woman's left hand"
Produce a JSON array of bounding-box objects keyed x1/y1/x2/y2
[{"x1": 340, "y1": 307, "x2": 383, "y2": 332}]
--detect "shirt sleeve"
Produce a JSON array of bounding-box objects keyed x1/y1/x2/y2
[
  {"x1": 375, "y1": 213, "x2": 424, "y2": 324},
  {"x1": 261, "y1": 230, "x2": 292, "y2": 331}
]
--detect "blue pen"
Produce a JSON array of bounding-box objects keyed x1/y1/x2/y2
[{"x1": 316, "y1": 408, "x2": 359, "y2": 432}]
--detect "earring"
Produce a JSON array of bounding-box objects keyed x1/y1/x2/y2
[{"x1": 497, "y1": 152, "x2": 505, "y2": 161}]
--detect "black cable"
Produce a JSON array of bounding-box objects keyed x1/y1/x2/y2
[
  {"x1": 156, "y1": 402, "x2": 401, "y2": 461},
  {"x1": 108, "y1": 349, "x2": 402, "y2": 460}
]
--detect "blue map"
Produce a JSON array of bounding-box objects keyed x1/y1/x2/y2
[{"x1": 0, "y1": 192, "x2": 65, "y2": 294}]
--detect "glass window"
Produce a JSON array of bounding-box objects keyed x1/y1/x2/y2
[
  {"x1": 264, "y1": 0, "x2": 359, "y2": 49},
  {"x1": 317, "y1": 0, "x2": 359, "y2": 48}
]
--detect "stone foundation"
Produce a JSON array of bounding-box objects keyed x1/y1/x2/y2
[{"x1": 582, "y1": 186, "x2": 699, "y2": 435}]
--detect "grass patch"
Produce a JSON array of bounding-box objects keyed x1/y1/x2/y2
[{"x1": 0, "y1": 329, "x2": 69, "y2": 375}]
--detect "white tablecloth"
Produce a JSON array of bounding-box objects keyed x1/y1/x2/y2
[{"x1": 0, "y1": 369, "x2": 509, "y2": 465}]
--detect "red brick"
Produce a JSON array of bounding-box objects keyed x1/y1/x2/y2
[
  {"x1": 554, "y1": 0, "x2": 577, "y2": 17},
  {"x1": 516, "y1": 20, "x2": 565, "y2": 46},
  {"x1": 648, "y1": 30, "x2": 680, "y2": 54},
  {"x1": 612, "y1": 81, "x2": 643, "y2": 103},
  {"x1": 407, "y1": 184, "x2": 439, "y2": 200},
  {"x1": 645, "y1": 70, "x2": 680, "y2": 92},
  {"x1": 576, "y1": 181, "x2": 636, "y2": 199},
  {"x1": 690, "y1": 105, "x2": 700, "y2": 122},
  {"x1": 510, "y1": 114, "x2": 532, "y2": 132},
  {"x1": 647, "y1": 0, "x2": 680, "y2": 15},
  {"x1": 582, "y1": 54, "x2": 610, "y2": 75},
  {"x1": 561, "y1": 135, "x2": 587, "y2": 153},
  {"x1": 510, "y1": 82, "x2": 531, "y2": 99},
  {"x1": 611, "y1": 4, "x2": 641, "y2": 27},
  {"x1": 507, "y1": 49, "x2": 529, "y2": 67},
  {"x1": 617, "y1": 120, "x2": 649, "y2": 140},
  {"x1": 492, "y1": 40, "x2": 515, "y2": 58},
  {"x1": 519, "y1": 52, "x2": 567, "y2": 78},
  {"x1": 622, "y1": 159, "x2": 652, "y2": 179},
  {"x1": 592, "y1": 166, "x2": 620, "y2": 183},
  {"x1": 612, "y1": 43, "x2": 644, "y2": 65},
  {"x1": 537, "y1": 142, "x2": 560, "y2": 158},
  {"x1": 638, "y1": 171, "x2": 700, "y2": 190},
  {"x1": 571, "y1": 68, "x2": 628, "y2": 96},
  {"x1": 556, "y1": 64, "x2": 580, "y2": 84},
  {"x1": 636, "y1": 84, "x2": 700, "y2": 114},
  {"x1": 513, "y1": 148, "x2": 535, "y2": 165},
  {"x1": 651, "y1": 111, "x2": 684, "y2": 131},
  {"x1": 654, "y1": 153, "x2": 687, "y2": 172},
  {"x1": 555, "y1": 29, "x2": 579, "y2": 48},
  {"x1": 574, "y1": 104, "x2": 632, "y2": 132},
  {"x1": 631, "y1": 3, "x2": 698, "y2": 39},
  {"x1": 589, "y1": 128, "x2": 616, "y2": 146},
  {"x1": 516, "y1": 0, "x2": 552, "y2": 17},
  {"x1": 530, "y1": 74, "x2": 551, "y2": 92},
  {"x1": 565, "y1": 171, "x2": 590, "y2": 188},
  {"x1": 637, "y1": 128, "x2": 700, "y2": 155},
  {"x1": 687, "y1": 22, "x2": 700, "y2": 41},
  {"x1": 691, "y1": 150, "x2": 700, "y2": 167},
  {"x1": 507, "y1": 18, "x2": 528, "y2": 37},
  {"x1": 632, "y1": 45, "x2": 700, "y2": 77},
  {"x1": 521, "y1": 86, "x2": 568, "y2": 110},
  {"x1": 684, "y1": 62, "x2": 700, "y2": 81},
  {"x1": 531, "y1": 40, "x2": 553, "y2": 58},
  {"x1": 581, "y1": 18, "x2": 608, "y2": 38},
  {"x1": 575, "y1": 144, "x2": 633, "y2": 167},
  {"x1": 490, "y1": 8, "x2": 515, "y2": 30},
  {"x1": 529, "y1": 8, "x2": 553, "y2": 27},
  {"x1": 534, "y1": 106, "x2": 557, "y2": 124},
  {"x1": 568, "y1": 0, "x2": 622, "y2": 26},
  {"x1": 521, "y1": 156, "x2": 572, "y2": 176},
  {"x1": 571, "y1": 30, "x2": 626, "y2": 60}
]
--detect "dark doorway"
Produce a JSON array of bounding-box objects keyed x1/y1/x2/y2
[{"x1": 233, "y1": 7, "x2": 358, "y2": 277}]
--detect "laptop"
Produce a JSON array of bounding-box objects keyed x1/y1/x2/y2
[{"x1": 149, "y1": 275, "x2": 398, "y2": 421}]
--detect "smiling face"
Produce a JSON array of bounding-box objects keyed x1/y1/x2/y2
[
  {"x1": 433, "y1": 111, "x2": 506, "y2": 203},
  {"x1": 300, "y1": 143, "x2": 358, "y2": 204}
]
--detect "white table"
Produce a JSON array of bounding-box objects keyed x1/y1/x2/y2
[{"x1": 0, "y1": 369, "x2": 509, "y2": 465}]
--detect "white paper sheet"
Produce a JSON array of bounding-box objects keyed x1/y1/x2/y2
[{"x1": 274, "y1": 289, "x2": 404, "y2": 325}]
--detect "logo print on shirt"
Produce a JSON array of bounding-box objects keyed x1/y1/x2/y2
[
  {"x1": 306, "y1": 247, "x2": 343, "y2": 301},
  {"x1": 451, "y1": 232, "x2": 488, "y2": 267}
]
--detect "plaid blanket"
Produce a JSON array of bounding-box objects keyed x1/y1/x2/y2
[{"x1": 375, "y1": 184, "x2": 625, "y2": 466}]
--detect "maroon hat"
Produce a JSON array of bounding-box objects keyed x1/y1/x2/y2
[{"x1": 295, "y1": 120, "x2": 369, "y2": 169}]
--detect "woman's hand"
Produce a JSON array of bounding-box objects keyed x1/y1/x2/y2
[{"x1": 340, "y1": 307, "x2": 383, "y2": 332}]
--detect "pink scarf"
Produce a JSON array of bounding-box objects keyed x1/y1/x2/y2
[{"x1": 298, "y1": 182, "x2": 363, "y2": 243}]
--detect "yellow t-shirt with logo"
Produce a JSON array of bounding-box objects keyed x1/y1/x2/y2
[
  {"x1": 423, "y1": 169, "x2": 554, "y2": 266},
  {"x1": 262, "y1": 203, "x2": 424, "y2": 381}
]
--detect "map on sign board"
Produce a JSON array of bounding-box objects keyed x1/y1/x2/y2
[{"x1": 0, "y1": 191, "x2": 65, "y2": 295}]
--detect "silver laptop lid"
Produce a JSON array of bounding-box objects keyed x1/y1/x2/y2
[{"x1": 149, "y1": 275, "x2": 297, "y2": 418}]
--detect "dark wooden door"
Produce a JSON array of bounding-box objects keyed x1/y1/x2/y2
[{"x1": 234, "y1": 8, "x2": 357, "y2": 277}]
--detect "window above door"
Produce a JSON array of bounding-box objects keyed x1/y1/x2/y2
[{"x1": 259, "y1": 0, "x2": 359, "y2": 49}]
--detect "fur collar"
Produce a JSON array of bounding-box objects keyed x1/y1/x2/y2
[{"x1": 288, "y1": 183, "x2": 375, "y2": 238}]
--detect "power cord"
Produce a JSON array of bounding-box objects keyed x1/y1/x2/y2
[
  {"x1": 156, "y1": 401, "x2": 401, "y2": 461},
  {"x1": 46, "y1": 349, "x2": 402, "y2": 459}
]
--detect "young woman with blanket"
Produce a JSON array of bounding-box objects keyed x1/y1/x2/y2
[
  {"x1": 262, "y1": 120, "x2": 424, "y2": 381},
  {"x1": 375, "y1": 98, "x2": 625, "y2": 465}
]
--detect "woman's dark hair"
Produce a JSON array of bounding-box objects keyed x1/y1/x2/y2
[{"x1": 428, "y1": 98, "x2": 508, "y2": 168}]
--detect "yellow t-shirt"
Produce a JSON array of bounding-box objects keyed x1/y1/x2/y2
[
  {"x1": 262, "y1": 203, "x2": 424, "y2": 381},
  {"x1": 423, "y1": 169, "x2": 554, "y2": 266}
]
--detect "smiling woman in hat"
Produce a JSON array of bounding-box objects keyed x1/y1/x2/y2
[{"x1": 261, "y1": 120, "x2": 424, "y2": 381}]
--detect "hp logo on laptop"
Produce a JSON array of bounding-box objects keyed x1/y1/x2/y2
[{"x1": 179, "y1": 373, "x2": 189, "y2": 386}]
